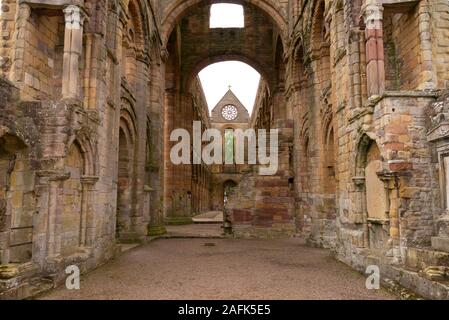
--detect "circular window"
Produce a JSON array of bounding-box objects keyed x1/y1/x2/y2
[{"x1": 222, "y1": 105, "x2": 238, "y2": 121}]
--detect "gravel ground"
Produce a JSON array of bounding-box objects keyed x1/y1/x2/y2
[{"x1": 39, "y1": 238, "x2": 396, "y2": 300}]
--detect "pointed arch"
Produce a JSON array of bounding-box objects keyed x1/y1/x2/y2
[{"x1": 161, "y1": 0, "x2": 288, "y2": 47}]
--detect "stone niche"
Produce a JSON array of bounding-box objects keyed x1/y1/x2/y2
[
  {"x1": 428, "y1": 93, "x2": 449, "y2": 253},
  {"x1": 365, "y1": 143, "x2": 390, "y2": 253}
]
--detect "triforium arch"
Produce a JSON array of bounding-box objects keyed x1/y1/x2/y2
[{"x1": 1, "y1": 0, "x2": 449, "y2": 300}]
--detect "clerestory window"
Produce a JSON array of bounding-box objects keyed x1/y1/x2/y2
[{"x1": 210, "y1": 4, "x2": 244, "y2": 28}]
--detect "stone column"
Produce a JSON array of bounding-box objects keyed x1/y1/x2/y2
[
  {"x1": 147, "y1": 61, "x2": 166, "y2": 236},
  {"x1": 379, "y1": 172, "x2": 401, "y2": 262},
  {"x1": 44, "y1": 171, "x2": 70, "y2": 272},
  {"x1": 353, "y1": 177, "x2": 369, "y2": 248},
  {"x1": 62, "y1": 5, "x2": 85, "y2": 99},
  {"x1": 363, "y1": 1, "x2": 385, "y2": 97},
  {"x1": 9, "y1": 3, "x2": 31, "y2": 84},
  {"x1": 80, "y1": 176, "x2": 99, "y2": 247}
]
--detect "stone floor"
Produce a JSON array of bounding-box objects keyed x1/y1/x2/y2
[{"x1": 38, "y1": 235, "x2": 396, "y2": 300}]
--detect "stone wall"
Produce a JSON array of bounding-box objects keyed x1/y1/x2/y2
[{"x1": 0, "y1": 0, "x2": 449, "y2": 300}]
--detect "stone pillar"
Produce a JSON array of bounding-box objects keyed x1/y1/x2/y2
[
  {"x1": 131, "y1": 57, "x2": 150, "y2": 239},
  {"x1": 379, "y1": 172, "x2": 401, "y2": 262},
  {"x1": 417, "y1": 1, "x2": 436, "y2": 90},
  {"x1": 353, "y1": 177, "x2": 369, "y2": 248},
  {"x1": 363, "y1": 1, "x2": 385, "y2": 97},
  {"x1": 80, "y1": 176, "x2": 99, "y2": 246},
  {"x1": 147, "y1": 61, "x2": 166, "y2": 236},
  {"x1": 44, "y1": 171, "x2": 70, "y2": 271},
  {"x1": 62, "y1": 5, "x2": 85, "y2": 99},
  {"x1": 9, "y1": 3, "x2": 31, "y2": 84}
]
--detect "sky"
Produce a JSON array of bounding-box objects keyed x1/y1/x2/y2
[
  {"x1": 198, "y1": 4, "x2": 261, "y2": 115},
  {"x1": 199, "y1": 61, "x2": 261, "y2": 115},
  {"x1": 210, "y1": 3, "x2": 244, "y2": 28}
]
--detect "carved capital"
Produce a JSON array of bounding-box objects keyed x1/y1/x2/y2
[
  {"x1": 362, "y1": 2, "x2": 383, "y2": 29},
  {"x1": 63, "y1": 5, "x2": 85, "y2": 30}
]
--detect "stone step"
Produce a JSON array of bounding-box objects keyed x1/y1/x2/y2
[
  {"x1": 192, "y1": 211, "x2": 223, "y2": 224},
  {"x1": 405, "y1": 247, "x2": 449, "y2": 271}
]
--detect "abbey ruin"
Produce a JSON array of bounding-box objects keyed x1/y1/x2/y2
[{"x1": 1, "y1": 0, "x2": 449, "y2": 299}]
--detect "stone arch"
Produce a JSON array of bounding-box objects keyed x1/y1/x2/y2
[
  {"x1": 186, "y1": 54, "x2": 270, "y2": 92},
  {"x1": 292, "y1": 44, "x2": 307, "y2": 89},
  {"x1": 273, "y1": 35, "x2": 287, "y2": 120},
  {"x1": 310, "y1": 0, "x2": 330, "y2": 52},
  {"x1": 161, "y1": 0, "x2": 288, "y2": 46},
  {"x1": 67, "y1": 132, "x2": 97, "y2": 177},
  {"x1": 353, "y1": 134, "x2": 390, "y2": 251},
  {"x1": 322, "y1": 117, "x2": 336, "y2": 194},
  {"x1": 354, "y1": 133, "x2": 381, "y2": 177},
  {"x1": 120, "y1": 98, "x2": 139, "y2": 140},
  {"x1": 116, "y1": 106, "x2": 138, "y2": 241},
  {"x1": 0, "y1": 132, "x2": 35, "y2": 265},
  {"x1": 62, "y1": 141, "x2": 85, "y2": 256},
  {"x1": 299, "y1": 113, "x2": 311, "y2": 193},
  {"x1": 127, "y1": 0, "x2": 146, "y2": 52},
  {"x1": 310, "y1": 0, "x2": 331, "y2": 89},
  {"x1": 122, "y1": 0, "x2": 151, "y2": 88},
  {"x1": 274, "y1": 36, "x2": 286, "y2": 87},
  {"x1": 224, "y1": 179, "x2": 238, "y2": 198}
]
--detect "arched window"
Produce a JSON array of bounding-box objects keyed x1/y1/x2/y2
[
  {"x1": 62, "y1": 142, "x2": 84, "y2": 255},
  {"x1": 224, "y1": 129, "x2": 235, "y2": 164}
]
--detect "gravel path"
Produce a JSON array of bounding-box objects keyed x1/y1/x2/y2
[{"x1": 39, "y1": 238, "x2": 396, "y2": 300}]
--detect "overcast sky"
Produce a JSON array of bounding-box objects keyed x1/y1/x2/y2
[
  {"x1": 199, "y1": 61, "x2": 261, "y2": 115},
  {"x1": 198, "y1": 4, "x2": 261, "y2": 115}
]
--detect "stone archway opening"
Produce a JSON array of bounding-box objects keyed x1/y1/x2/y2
[
  {"x1": 223, "y1": 180, "x2": 237, "y2": 204},
  {"x1": 162, "y1": 0, "x2": 285, "y2": 228},
  {"x1": 116, "y1": 123, "x2": 136, "y2": 242}
]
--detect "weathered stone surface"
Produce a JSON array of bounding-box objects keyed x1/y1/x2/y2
[{"x1": 0, "y1": 0, "x2": 448, "y2": 300}]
